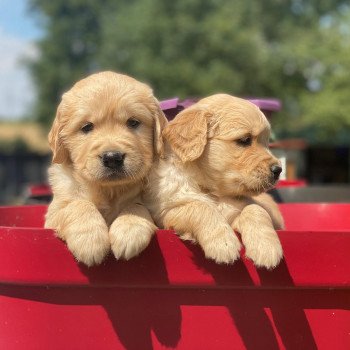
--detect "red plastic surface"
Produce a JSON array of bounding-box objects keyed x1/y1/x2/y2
[
  {"x1": 0, "y1": 205, "x2": 46, "y2": 227},
  {"x1": 2, "y1": 203, "x2": 350, "y2": 231},
  {"x1": 280, "y1": 203, "x2": 350, "y2": 231},
  {"x1": 1, "y1": 205, "x2": 350, "y2": 349}
]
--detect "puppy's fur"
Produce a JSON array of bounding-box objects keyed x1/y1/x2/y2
[
  {"x1": 45, "y1": 71, "x2": 167, "y2": 266},
  {"x1": 144, "y1": 94, "x2": 284, "y2": 268}
]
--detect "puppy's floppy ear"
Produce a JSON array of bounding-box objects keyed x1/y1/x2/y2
[
  {"x1": 48, "y1": 104, "x2": 69, "y2": 164},
  {"x1": 163, "y1": 107, "x2": 210, "y2": 162},
  {"x1": 152, "y1": 102, "x2": 168, "y2": 158}
]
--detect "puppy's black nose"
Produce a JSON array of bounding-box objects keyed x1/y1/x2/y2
[
  {"x1": 102, "y1": 151, "x2": 126, "y2": 169},
  {"x1": 270, "y1": 164, "x2": 282, "y2": 180}
]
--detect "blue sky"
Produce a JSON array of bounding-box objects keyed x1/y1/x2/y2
[
  {"x1": 0, "y1": 0, "x2": 42, "y2": 39},
  {"x1": 0, "y1": 0, "x2": 41, "y2": 119}
]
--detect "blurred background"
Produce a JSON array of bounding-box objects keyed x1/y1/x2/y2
[{"x1": 1, "y1": 0, "x2": 350, "y2": 204}]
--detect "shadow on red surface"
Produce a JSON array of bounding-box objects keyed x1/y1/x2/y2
[
  {"x1": 1, "y1": 205, "x2": 350, "y2": 349},
  {"x1": 1, "y1": 235, "x2": 349, "y2": 349}
]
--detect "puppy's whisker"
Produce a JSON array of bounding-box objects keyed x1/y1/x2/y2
[
  {"x1": 124, "y1": 167, "x2": 138, "y2": 182},
  {"x1": 126, "y1": 168, "x2": 135, "y2": 181}
]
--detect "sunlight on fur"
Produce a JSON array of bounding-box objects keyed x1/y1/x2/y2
[
  {"x1": 144, "y1": 94, "x2": 284, "y2": 269},
  {"x1": 45, "y1": 71, "x2": 167, "y2": 266}
]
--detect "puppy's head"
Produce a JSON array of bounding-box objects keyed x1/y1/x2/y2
[
  {"x1": 163, "y1": 94, "x2": 282, "y2": 197},
  {"x1": 48, "y1": 71, "x2": 167, "y2": 185}
]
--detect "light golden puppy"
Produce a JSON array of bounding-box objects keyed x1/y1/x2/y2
[
  {"x1": 45, "y1": 71, "x2": 167, "y2": 266},
  {"x1": 144, "y1": 94, "x2": 284, "y2": 268}
]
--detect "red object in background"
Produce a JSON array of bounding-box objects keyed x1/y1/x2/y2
[
  {"x1": 24, "y1": 184, "x2": 52, "y2": 204},
  {"x1": 0, "y1": 205, "x2": 350, "y2": 350},
  {"x1": 27, "y1": 184, "x2": 52, "y2": 197},
  {"x1": 276, "y1": 179, "x2": 307, "y2": 188}
]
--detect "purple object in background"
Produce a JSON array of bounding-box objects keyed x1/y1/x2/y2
[
  {"x1": 247, "y1": 98, "x2": 282, "y2": 119},
  {"x1": 247, "y1": 98, "x2": 282, "y2": 112},
  {"x1": 159, "y1": 98, "x2": 179, "y2": 110},
  {"x1": 178, "y1": 98, "x2": 198, "y2": 109},
  {"x1": 160, "y1": 98, "x2": 183, "y2": 120},
  {"x1": 160, "y1": 97, "x2": 281, "y2": 120}
]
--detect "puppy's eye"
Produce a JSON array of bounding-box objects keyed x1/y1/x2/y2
[
  {"x1": 81, "y1": 122, "x2": 94, "y2": 134},
  {"x1": 236, "y1": 135, "x2": 252, "y2": 147},
  {"x1": 127, "y1": 118, "x2": 141, "y2": 129}
]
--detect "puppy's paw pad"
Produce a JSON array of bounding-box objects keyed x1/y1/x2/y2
[
  {"x1": 245, "y1": 234, "x2": 283, "y2": 269},
  {"x1": 110, "y1": 226, "x2": 153, "y2": 260},
  {"x1": 202, "y1": 230, "x2": 242, "y2": 264},
  {"x1": 67, "y1": 230, "x2": 110, "y2": 266}
]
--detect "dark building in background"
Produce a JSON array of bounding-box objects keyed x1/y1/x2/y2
[
  {"x1": 0, "y1": 152, "x2": 50, "y2": 205},
  {"x1": 306, "y1": 147, "x2": 349, "y2": 184}
]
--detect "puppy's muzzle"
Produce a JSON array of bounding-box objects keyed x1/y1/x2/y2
[
  {"x1": 270, "y1": 164, "x2": 282, "y2": 181},
  {"x1": 101, "y1": 151, "x2": 126, "y2": 170}
]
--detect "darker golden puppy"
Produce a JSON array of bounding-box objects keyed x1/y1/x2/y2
[
  {"x1": 145, "y1": 94, "x2": 284, "y2": 268},
  {"x1": 45, "y1": 71, "x2": 167, "y2": 266}
]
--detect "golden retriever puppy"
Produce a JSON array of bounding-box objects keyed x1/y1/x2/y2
[
  {"x1": 144, "y1": 94, "x2": 284, "y2": 268},
  {"x1": 45, "y1": 71, "x2": 167, "y2": 266}
]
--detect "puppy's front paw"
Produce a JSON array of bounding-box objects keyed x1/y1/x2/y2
[
  {"x1": 66, "y1": 228, "x2": 110, "y2": 267},
  {"x1": 110, "y1": 224, "x2": 154, "y2": 260},
  {"x1": 201, "y1": 226, "x2": 242, "y2": 264},
  {"x1": 244, "y1": 229, "x2": 283, "y2": 269}
]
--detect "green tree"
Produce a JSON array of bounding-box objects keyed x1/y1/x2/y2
[
  {"x1": 29, "y1": 0, "x2": 107, "y2": 127},
  {"x1": 299, "y1": 9, "x2": 350, "y2": 142},
  {"x1": 99, "y1": 0, "x2": 279, "y2": 98},
  {"x1": 29, "y1": 0, "x2": 350, "y2": 144}
]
